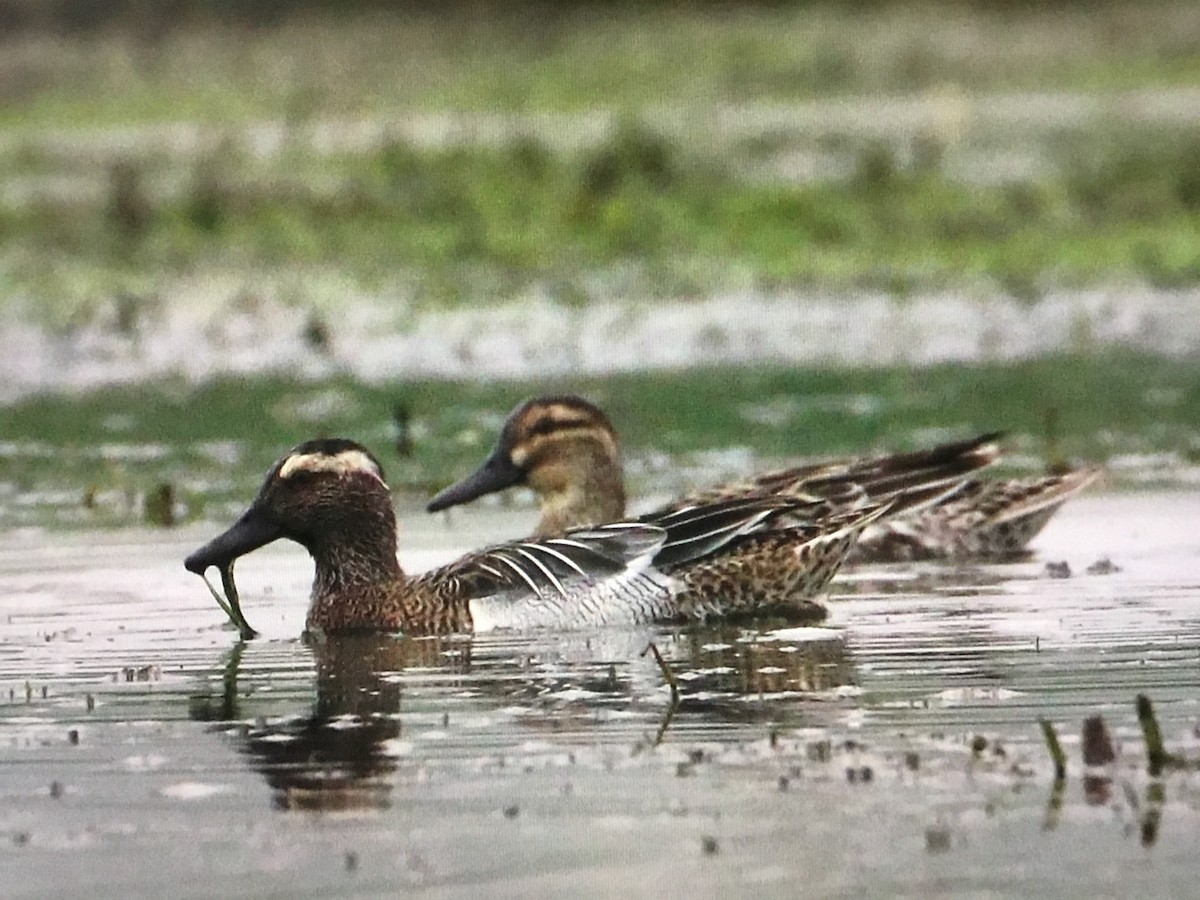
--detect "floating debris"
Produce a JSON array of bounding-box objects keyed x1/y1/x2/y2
[
  {"x1": 1043, "y1": 561, "x2": 1072, "y2": 579},
  {"x1": 924, "y1": 827, "x2": 951, "y2": 854},
  {"x1": 121, "y1": 665, "x2": 160, "y2": 682},
  {"x1": 807, "y1": 740, "x2": 832, "y2": 763},
  {"x1": 1085, "y1": 557, "x2": 1121, "y2": 575},
  {"x1": 1081, "y1": 715, "x2": 1116, "y2": 767}
]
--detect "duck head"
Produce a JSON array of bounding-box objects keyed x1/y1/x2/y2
[
  {"x1": 427, "y1": 395, "x2": 626, "y2": 536},
  {"x1": 185, "y1": 439, "x2": 398, "y2": 578}
]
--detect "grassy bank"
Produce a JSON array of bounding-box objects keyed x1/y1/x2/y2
[
  {"x1": 5, "y1": 121, "x2": 1200, "y2": 327},
  {"x1": 2, "y1": 351, "x2": 1196, "y2": 529},
  {"x1": 2, "y1": 1, "x2": 1200, "y2": 321}
]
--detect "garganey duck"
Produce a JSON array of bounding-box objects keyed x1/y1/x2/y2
[
  {"x1": 426, "y1": 396, "x2": 1100, "y2": 562},
  {"x1": 184, "y1": 439, "x2": 902, "y2": 636}
]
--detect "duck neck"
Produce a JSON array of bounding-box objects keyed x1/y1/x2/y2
[
  {"x1": 531, "y1": 444, "x2": 626, "y2": 537},
  {"x1": 311, "y1": 539, "x2": 404, "y2": 598},
  {"x1": 307, "y1": 503, "x2": 405, "y2": 598}
]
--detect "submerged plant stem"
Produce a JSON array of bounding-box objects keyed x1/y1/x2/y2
[
  {"x1": 1136, "y1": 693, "x2": 1172, "y2": 777},
  {"x1": 641, "y1": 641, "x2": 680, "y2": 745},
  {"x1": 201, "y1": 565, "x2": 258, "y2": 640},
  {"x1": 1039, "y1": 718, "x2": 1067, "y2": 781}
]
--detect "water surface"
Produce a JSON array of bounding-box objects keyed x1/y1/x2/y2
[{"x1": 3, "y1": 491, "x2": 1199, "y2": 898}]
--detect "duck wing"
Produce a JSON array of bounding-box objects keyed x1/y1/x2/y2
[
  {"x1": 641, "y1": 495, "x2": 819, "y2": 570},
  {"x1": 418, "y1": 523, "x2": 676, "y2": 630},
  {"x1": 650, "y1": 432, "x2": 1003, "y2": 518}
]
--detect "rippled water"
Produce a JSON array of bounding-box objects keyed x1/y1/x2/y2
[{"x1": 3, "y1": 492, "x2": 1200, "y2": 899}]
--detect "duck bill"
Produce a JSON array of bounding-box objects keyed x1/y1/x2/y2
[
  {"x1": 184, "y1": 503, "x2": 283, "y2": 574},
  {"x1": 426, "y1": 450, "x2": 525, "y2": 512}
]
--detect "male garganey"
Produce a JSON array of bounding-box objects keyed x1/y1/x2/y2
[
  {"x1": 426, "y1": 396, "x2": 1100, "y2": 562},
  {"x1": 184, "y1": 439, "x2": 902, "y2": 636}
]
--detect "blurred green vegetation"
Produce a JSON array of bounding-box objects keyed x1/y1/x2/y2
[
  {"x1": 5, "y1": 122, "x2": 1200, "y2": 322},
  {"x1": 2, "y1": 0, "x2": 1200, "y2": 315},
  {"x1": 2, "y1": 350, "x2": 1196, "y2": 529}
]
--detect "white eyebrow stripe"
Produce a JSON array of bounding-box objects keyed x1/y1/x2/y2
[
  {"x1": 278, "y1": 450, "x2": 385, "y2": 484},
  {"x1": 512, "y1": 547, "x2": 568, "y2": 597}
]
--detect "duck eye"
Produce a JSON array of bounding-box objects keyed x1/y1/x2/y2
[
  {"x1": 526, "y1": 418, "x2": 562, "y2": 438},
  {"x1": 275, "y1": 468, "x2": 320, "y2": 487}
]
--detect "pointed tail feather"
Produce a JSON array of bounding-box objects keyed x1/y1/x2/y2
[
  {"x1": 780, "y1": 432, "x2": 1004, "y2": 514},
  {"x1": 651, "y1": 432, "x2": 1003, "y2": 521},
  {"x1": 852, "y1": 465, "x2": 1102, "y2": 562}
]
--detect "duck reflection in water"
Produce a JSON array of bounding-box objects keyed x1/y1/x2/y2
[
  {"x1": 191, "y1": 635, "x2": 469, "y2": 812},
  {"x1": 190, "y1": 625, "x2": 857, "y2": 811}
]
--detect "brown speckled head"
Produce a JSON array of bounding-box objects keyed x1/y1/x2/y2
[
  {"x1": 186, "y1": 439, "x2": 393, "y2": 571},
  {"x1": 428, "y1": 396, "x2": 626, "y2": 536},
  {"x1": 260, "y1": 439, "x2": 394, "y2": 560},
  {"x1": 186, "y1": 439, "x2": 417, "y2": 633}
]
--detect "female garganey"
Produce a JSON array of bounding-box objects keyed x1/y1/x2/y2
[
  {"x1": 184, "y1": 439, "x2": 899, "y2": 636},
  {"x1": 426, "y1": 396, "x2": 1099, "y2": 562}
]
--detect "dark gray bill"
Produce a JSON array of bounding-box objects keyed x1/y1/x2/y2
[
  {"x1": 426, "y1": 449, "x2": 525, "y2": 512},
  {"x1": 185, "y1": 503, "x2": 280, "y2": 639},
  {"x1": 185, "y1": 503, "x2": 281, "y2": 574}
]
